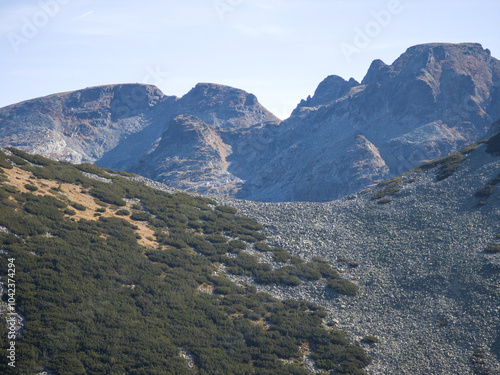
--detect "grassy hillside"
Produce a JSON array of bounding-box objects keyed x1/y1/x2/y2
[{"x1": 0, "y1": 148, "x2": 370, "y2": 375}]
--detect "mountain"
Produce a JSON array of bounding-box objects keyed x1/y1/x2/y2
[
  {"x1": 0, "y1": 132, "x2": 499, "y2": 374},
  {"x1": 0, "y1": 43, "x2": 499, "y2": 202},
  {"x1": 235, "y1": 42, "x2": 500, "y2": 201},
  {"x1": 96, "y1": 83, "x2": 280, "y2": 175},
  {"x1": 130, "y1": 114, "x2": 243, "y2": 196},
  {"x1": 0, "y1": 148, "x2": 370, "y2": 374},
  {"x1": 0, "y1": 82, "x2": 278, "y2": 165},
  {"x1": 224, "y1": 131, "x2": 500, "y2": 374},
  {"x1": 0, "y1": 84, "x2": 167, "y2": 163}
]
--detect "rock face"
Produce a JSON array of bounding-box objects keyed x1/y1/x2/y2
[
  {"x1": 0, "y1": 43, "x2": 499, "y2": 202},
  {"x1": 132, "y1": 114, "x2": 243, "y2": 195},
  {"x1": 236, "y1": 43, "x2": 500, "y2": 201},
  {"x1": 96, "y1": 82, "x2": 280, "y2": 179},
  {"x1": 0, "y1": 84, "x2": 167, "y2": 163},
  {"x1": 0, "y1": 82, "x2": 279, "y2": 196}
]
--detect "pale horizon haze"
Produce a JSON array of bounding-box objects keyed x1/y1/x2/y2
[{"x1": 1, "y1": 0, "x2": 499, "y2": 119}]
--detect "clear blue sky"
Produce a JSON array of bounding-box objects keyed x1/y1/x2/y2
[{"x1": 1, "y1": 0, "x2": 499, "y2": 119}]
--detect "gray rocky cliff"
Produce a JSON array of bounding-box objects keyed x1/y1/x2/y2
[
  {"x1": 132, "y1": 115, "x2": 243, "y2": 195},
  {"x1": 235, "y1": 43, "x2": 500, "y2": 201},
  {"x1": 0, "y1": 83, "x2": 167, "y2": 163},
  {"x1": 0, "y1": 43, "x2": 499, "y2": 202}
]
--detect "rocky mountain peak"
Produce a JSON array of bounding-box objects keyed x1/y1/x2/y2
[
  {"x1": 160, "y1": 114, "x2": 215, "y2": 145},
  {"x1": 1, "y1": 43, "x2": 499, "y2": 203},
  {"x1": 362, "y1": 43, "x2": 498, "y2": 91},
  {"x1": 361, "y1": 59, "x2": 392, "y2": 85},
  {"x1": 295, "y1": 75, "x2": 360, "y2": 111},
  {"x1": 0, "y1": 83, "x2": 171, "y2": 163},
  {"x1": 178, "y1": 83, "x2": 280, "y2": 131},
  {"x1": 134, "y1": 114, "x2": 242, "y2": 195},
  {"x1": 353, "y1": 42, "x2": 500, "y2": 128},
  {"x1": 237, "y1": 43, "x2": 500, "y2": 202}
]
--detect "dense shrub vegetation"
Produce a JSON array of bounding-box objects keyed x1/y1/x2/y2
[
  {"x1": 413, "y1": 152, "x2": 464, "y2": 181},
  {"x1": 372, "y1": 177, "x2": 401, "y2": 200},
  {"x1": 327, "y1": 279, "x2": 359, "y2": 296},
  {"x1": 0, "y1": 149, "x2": 370, "y2": 374}
]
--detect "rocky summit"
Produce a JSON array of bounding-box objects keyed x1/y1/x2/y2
[
  {"x1": 0, "y1": 43, "x2": 499, "y2": 202},
  {"x1": 235, "y1": 43, "x2": 500, "y2": 201}
]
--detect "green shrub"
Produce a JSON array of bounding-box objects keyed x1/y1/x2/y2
[
  {"x1": 436, "y1": 153, "x2": 464, "y2": 181},
  {"x1": 116, "y1": 209, "x2": 130, "y2": 216},
  {"x1": 0, "y1": 152, "x2": 13, "y2": 169},
  {"x1": 215, "y1": 205, "x2": 238, "y2": 214},
  {"x1": 8, "y1": 147, "x2": 55, "y2": 166},
  {"x1": 295, "y1": 262, "x2": 322, "y2": 280},
  {"x1": 205, "y1": 234, "x2": 228, "y2": 244},
  {"x1": 328, "y1": 279, "x2": 359, "y2": 296},
  {"x1": 89, "y1": 185, "x2": 126, "y2": 206},
  {"x1": 24, "y1": 183, "x2": 38, "y2": 192},
  {"x1": 237, "y1": 235, "x2": 256, "y2": 243},
  {"x1": 377, "y1": 198, "x2": 392, "y2": 204},
  {"x1": 3, "y1": 185, "x2": 19, "y2": 194},
  {"x1": 1, "y1": 199, "x2": 19, "y2": 209},
  {"x1": 71, "y1": 202, "x2": 87, "y2": 211},
  {"x1": 484, "y1": 244, "x2": 500, "y2": 254},
  {"x1": 273, "y1": 250, "x2": 292, "y2": 263},
  {"x1": 94, "y1": 199, "x2": 108, "y2": 207},
  {"x1": 361, "y1": 335, "x2": 379, "y2": 344},
  {"x1": 377, "y1": 177, "x2": 402, "y2": 187},
  {"x1": 6, "y1": 154, "x2": 28, "y2": 166},
  {"x1": 76, "y1": 163, "x2": 112, "y2": 178},
  {"x1": 117, "y1": 170, "x2": 138, "y2": 177},
  {"x1": 227, "y1": 240, "x2": 246, "y2": 252},
  {"x1": 50, "y1": 185, "x2": 63, "y2": 193},
  {"x1": 255, "y1": 242, "x2": 273, "y2": 252},
  {"x1": 413, "y1": 152, "x2": 464, "y2": 181},
  {"x1": 130, "y1": 212, "x2": 152, "y2": 221},
  {"x1": 372, "y1": 188, "x2": 399, "y2": 200}
]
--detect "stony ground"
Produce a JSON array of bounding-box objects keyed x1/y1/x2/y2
[
  {"x1": 136, "y1": 143, "x2": 500, "y2": 374},
  {"x1": 220, "y1": 144, "x2": 500, "y2": 375}
]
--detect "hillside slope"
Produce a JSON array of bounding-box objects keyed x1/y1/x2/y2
[
  {"x1": 0, "y1": 149, "x2": 370, "y2": 374},
  {"x1": 223, "y1": 132, "x2": 500, "y2": 374}
]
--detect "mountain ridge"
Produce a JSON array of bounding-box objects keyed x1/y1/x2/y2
[
  {"x1": 1, "y1": 42, "x2": 499, "y2": 202},
  {"x1": 235, "y1": 42, "x2": 500, "y2": 201}
]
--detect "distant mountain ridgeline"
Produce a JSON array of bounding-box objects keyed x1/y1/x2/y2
[{"x1": 1, "y1": 43, "x2": 499, "y2": 202}]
